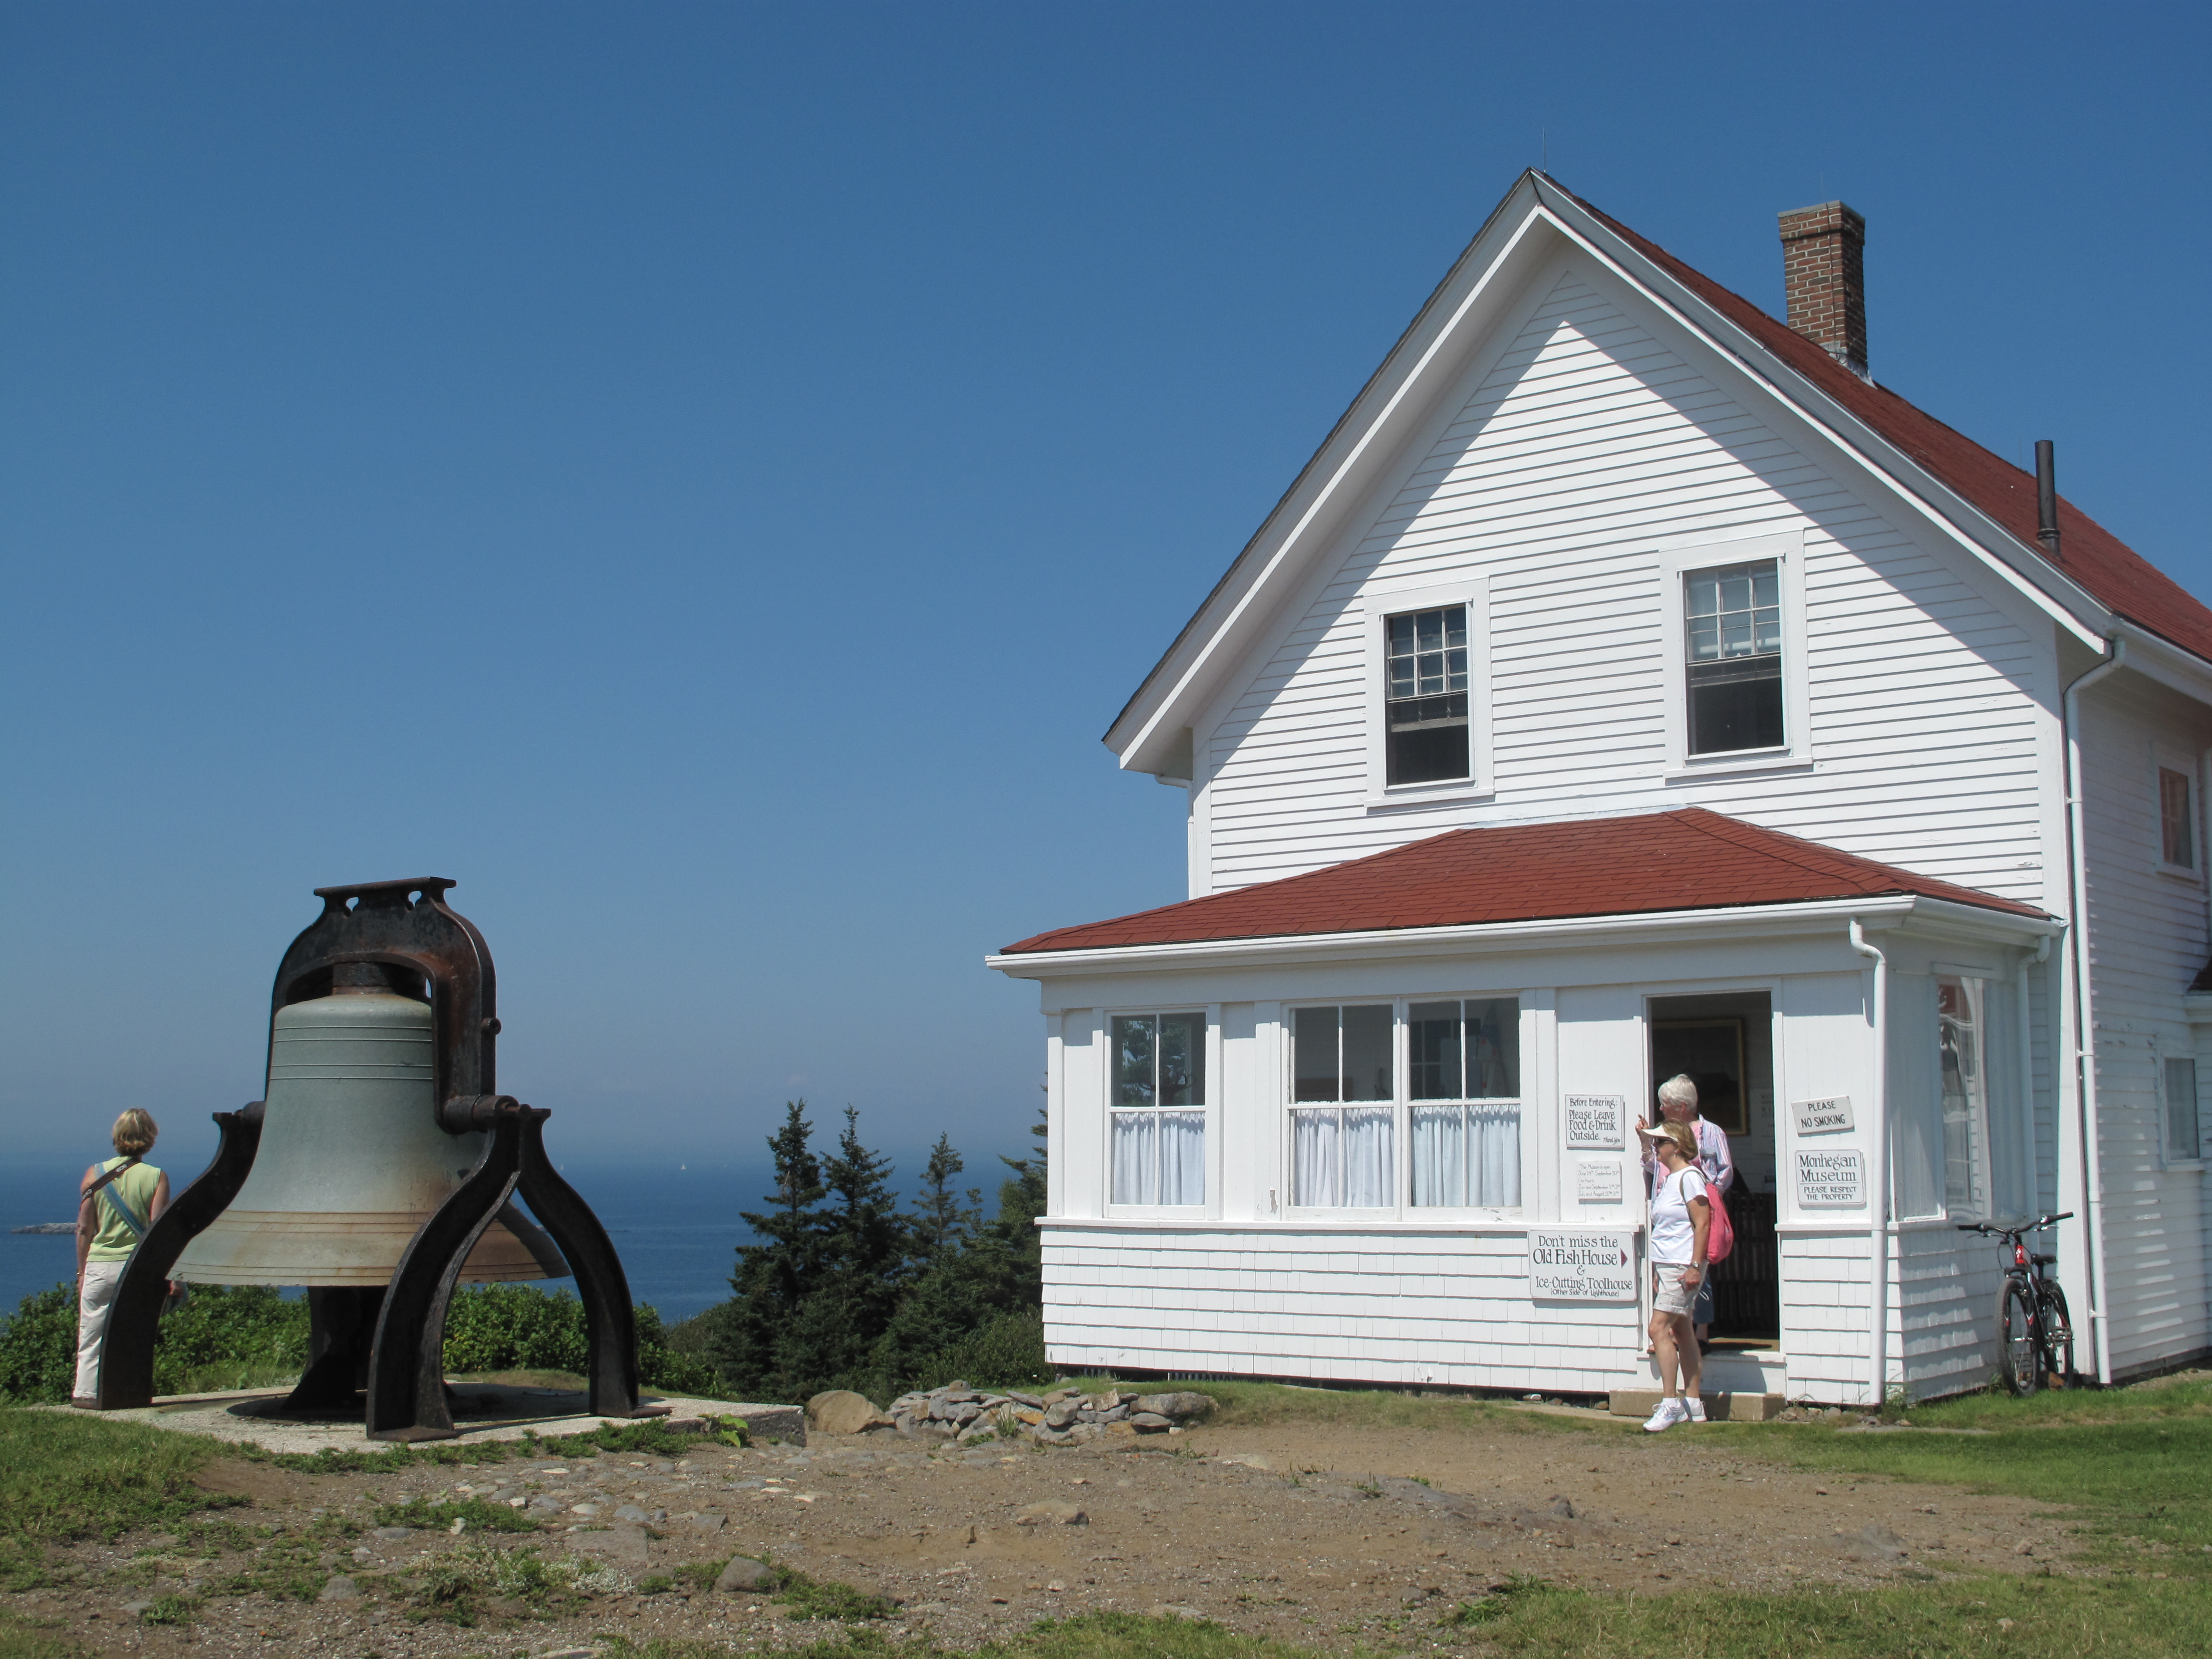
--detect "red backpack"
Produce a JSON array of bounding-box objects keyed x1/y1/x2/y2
[{"x1": 1701, "y1": 1171, "x2": 1735, "y2": 1264}]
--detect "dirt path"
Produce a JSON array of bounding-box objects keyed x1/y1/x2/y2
[{"x1": 8, "y1": 1411, "x2": 2076, "y2": 1656}]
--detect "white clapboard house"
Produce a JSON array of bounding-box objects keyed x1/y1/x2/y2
[{"x1": 988, "y1": 173, "x2": 2212, "y2": 1407}]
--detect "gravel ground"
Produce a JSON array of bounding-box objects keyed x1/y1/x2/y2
[{"x1": 6, "y1": 1411, "x2": 2076, "y2": 1657}]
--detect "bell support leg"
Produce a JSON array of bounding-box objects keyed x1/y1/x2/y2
[
  {"x1": 365, "y1": 1108, "x2": 525, "y2": 1441},
  {"x1": 516, "y1": 1115, "x2": 642, "y2": 1418},
  {"x1": 95, "y1": 1104, "x2": 264, "y2": 1411}
]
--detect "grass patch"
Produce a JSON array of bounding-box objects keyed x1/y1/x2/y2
[
  {"x1": 134, "y1": 1593, "x2": 202, "y2": 1625},
  {"x1": 0, "y1": 1612, "x2": 94, "y2": 1659},
  {"x1": 1058, "y1": 1373, "x2": 1588, "y2": 1434},
  {"x1": 594, "y1": 1611, "x2": 1312, "y2": 1659},
  {"x1": 248, "y1": 1411, "x2": 739, "y2": 1477},
  {"x1": 0, "y1": 1408, "x2": 243, "y2": 1589},
  {"x1": 400, "y1": 1540, "x2": 628, "y2": 1625}
]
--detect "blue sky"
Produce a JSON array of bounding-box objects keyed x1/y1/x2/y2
[{"x1": 3, "y1": 3, "x2": 2206, "y2": 1183}]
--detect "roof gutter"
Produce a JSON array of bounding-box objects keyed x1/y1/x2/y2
[
  {"x1": 989, "y1": 891, "x2": 2056, "y2": 979},
  {"x1": 2061, "y1": 632, "x2": 2125, "y2": 1384}
]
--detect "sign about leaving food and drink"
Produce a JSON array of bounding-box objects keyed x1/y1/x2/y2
[
  {"x1": 1528, "y1": 1230, "x2": 1637, "y2": 1301},
  {"x1": 1576, "y1": 1159, "x2": 1623, "y2": 1203},
  {"x1": 1795, "y1": 1148, "x2": 1866, "y2": 1207},
  {"x1": 1564, "y1": 1093, "x2": 1627, "y2": 1149},
  {"x1": 1793, "y1": 1095, "x2": 1855, "y2": 1136}
]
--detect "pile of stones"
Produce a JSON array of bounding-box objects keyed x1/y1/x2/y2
[{"x1": 809, "y1": 1382, "x2": 1215, "y2": 1446}]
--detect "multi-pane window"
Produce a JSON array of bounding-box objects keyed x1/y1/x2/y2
[
  {"x1": 1685, "y1": 561, "x2": 1784, "y2": 755},
  {"x1": 1290, "y1": 1005, "x2": 1393, "y2": 1206},
  {"x1": 1385, "y1": 605, "x2": 1470, "y2": 785},
  {"x1": 1110, "y1": 1013, "x2": 1205, "y2": 1206},
  {"x1": 2165, "y1": 1056, "x2": 2202, "y2": 1164},
  {"x1": 1937, "y1": 975, "x2": 1989, "y2": 1215},
  {"x1": 2160, "y1": 768, "x2": 2196, "y2": 870},
  {"x1": 1409, "y1": 998, "x2": 1522, "y2": 1208}
]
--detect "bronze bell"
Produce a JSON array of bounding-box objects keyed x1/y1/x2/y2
[{"x1": 95, "y1": 880, "x2": 642, "y2": 1440}]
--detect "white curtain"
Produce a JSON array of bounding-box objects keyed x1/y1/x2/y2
[
  {"x1": 1342, "y1": 1107, "x2": 1393, "y2": 1207},
  {"x1": 1291, "y1": 1108, "x2": 1339, "y2": 1206},
  {"x1": 1412, "y1": 1102, "x2": 1520, "y2": 1207},
  {"x1": 1111, "y1": 1111, "x2": 1205, "y2": 1206}
]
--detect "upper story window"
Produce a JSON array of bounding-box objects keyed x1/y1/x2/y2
[
  {"x1": 2159, "y1": 766, "x2": 2196, "y2": 871},
  {"x1": 2164, "y1": 1055, "x2": 2202, "y2": 1165},
  {"x1": 1685, "y1": 560, "x2": 1783, "y2": 755},
  {"x1": 1110, "y1": 1012, "x2": 1205, "y2": 1206},
  {"x1": 1385, "y1": 605, "x2": 1470, "y2": 785}
]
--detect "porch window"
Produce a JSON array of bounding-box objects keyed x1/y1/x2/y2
[
  {"x1": 2160, "y1": 767, "x2": 2196, "y2": 870},
  {"x1": 2165, "y1": 1056, "x2": 2202, "y2": 1164},
  {"x1": 1937, "y1": 975, "x2": 1990, "y2": 1215},
  {"x1": 1385, "y1": 605, "x2": 1470, "y2": 785},
  {"x1": 1684, "y1": 561, "x2": 1783, "y2": 755},
  {"x1": 1290, "y1": 1004, "x2": 1393, "y2": 1206},
  {"x1": 1409, "y1": 998, "x2": 1522, "y2": 1207},
  {"x1": 1110, "y1": 1012, "x2": 1206, "y2": 1205}
]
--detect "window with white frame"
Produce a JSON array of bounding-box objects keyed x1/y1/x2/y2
[
  {"x1": 2164, "y1": 1054, "x2": 2202, "y2": 1164},
  {"x1": 1409, "y1": 998, "x2": 1521, "y2": 1208},
  {"x1": 1937, "y1": 975, "x2": 1991, "y2": 1215},
  {"x1": 2159, "y1": 765, "x2": 2197, "y2": 871},
  {"x1": 1385, "y1": 606, "x2": 1470, "y2": 786},
  {"x1": 1110, "y1": 1012, "x2": 1206, "y2": 1206},
  {"x1": 1290, "y1": 1004, "x2": 1393, "y2": 1207},
  {"x1": 1684, "y1": 560, "x2": 1784, "y2": 755}
]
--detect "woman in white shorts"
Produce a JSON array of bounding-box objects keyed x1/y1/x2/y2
[{"x1": 1638, "y1": 1120, "x2": 1711, "y2": 1432}]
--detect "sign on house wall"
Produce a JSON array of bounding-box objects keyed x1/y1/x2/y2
[
  {"x1": 1528, "y1": 1230, "x2": 1637, "y2": 1301},
  {"x1": 1564, "y1": 1094, "x2": 1626, "y2": 1149},
  {"x1": 1794, "y1": 1148, "x2": 1865, "y2": 1207},
  {"x1": 1575, "y1": 1159, "x2": 1623, "y2": 1203},
  {"x1": 1792, "y1": 1095, "x2": 1855, "y2": 1136}
]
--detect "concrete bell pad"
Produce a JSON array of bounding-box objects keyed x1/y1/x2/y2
[{"x1": 60, "y1": 1384, "x2": 804, "y2": 1452}]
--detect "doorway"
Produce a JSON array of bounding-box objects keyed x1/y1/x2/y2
[{"x1": 1648, "y1": 990, "x2": 1780, "y2": 1341}]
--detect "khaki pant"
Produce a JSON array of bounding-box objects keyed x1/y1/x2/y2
[{"x1": 74, "y1": 1259, "x2": 128, "y2": 1400}]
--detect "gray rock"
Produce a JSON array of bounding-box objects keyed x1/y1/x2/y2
[
  {"x1": 570, "y1": 1524, "x2": 650, "y2": 1567},
  {"x1": 715, "y1": 1556, "x2": 777, "y2": 1594},
  {"x1": 941, "y1": 1379, "x2": 971, "y2": 1393},
  {"x1": 1016, "y1": 1499, "x2": 1087, "y2": 1525},
  {"x1": 1096, "y1": 1403, "x2": 1131, "y2": 1424},
  {"x1": 1068, "y1": 1423, "x2": 1104, "y2": 1444},
  {"x1": 371, "y1": 1526, "x2": 414, "y2": 1540},
  {"x1": 614, "y1": 1505, "x2": 650, "y2": 1523},
  {"x1": 1031, "y1": 1426, "x2": 1073, "y2": 1445},
  {"x1": 122, "y1": 1600, "x2": 156, "y2": 1616},
  {"x1": 318, "y1": 1575, "x2": 360, "y2": 1603},
  {"x1": 684, "y1": 1511, "x2": 728, "y2": 1533},
  {"x1": 569, "y1": 1502, "x2": 602, "y2": 1517},
  {"x1": 809, "y1": 1391, "x2": 882, "y2": 1436},
  {"x1": 528, "y1": 1494, "x2": 567, "y2": 1512},
  {"x1": 1848, "y1": 1522, "x2": 1907, "y2": 1563},
  {"x1": 1129, "y1": 1412, "x2": 1172, "y2": 1431},
  {"x1": 1043, "y1": 1401, "x2": 1082, "y2": 1429},
  {"x1": 1550, "y1": 1498, "x2": 1575, "y2": 1519},
  {"x1": 1006, "y1": 1392, "x2": 1046, "y2": 1409},
  {"x1": 1133, "y1": 1391, "x2": 1216, "y2": 1422}
]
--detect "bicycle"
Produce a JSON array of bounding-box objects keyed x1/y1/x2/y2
[{"x1": 1957, "y1": 1211, "x2": 2075, "y2": 1396}]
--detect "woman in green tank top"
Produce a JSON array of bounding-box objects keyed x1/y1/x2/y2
[{"x1": 73, "y1": 1109, "x2": 172, "y2": 1406}]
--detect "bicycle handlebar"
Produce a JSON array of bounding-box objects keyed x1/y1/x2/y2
[{"x1": 1955, "y1": 1211, "x2": 2074, "y2": 1236}]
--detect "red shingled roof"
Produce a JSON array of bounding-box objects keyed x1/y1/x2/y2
[
  {"x1": 1000, "y1": 808, "x2": 2046, "y2": 954},
  {"x1": 1553, "y1": 182, "x2": 2212, "y2": 666}
]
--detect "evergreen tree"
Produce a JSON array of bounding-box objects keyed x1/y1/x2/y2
[
  {"x1": 715, "y1": 1100, "x2": 828, "y2": 1393},
  {"x1": 911, "y1": 1135, "x2": 977, "y2": 1266}
]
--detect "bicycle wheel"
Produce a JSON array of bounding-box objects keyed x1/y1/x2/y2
[
  {"x1": 2037, "y1": 1282, "x2": 2075, "y2": 1389},
  {"x1": 1997, "y1": 1280, "x2": 2040, "y2": 1397}
]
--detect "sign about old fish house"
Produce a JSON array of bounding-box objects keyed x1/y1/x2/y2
[{"x1": 1528, "y1": 1229, "x2": 1637, "y2": 1302}]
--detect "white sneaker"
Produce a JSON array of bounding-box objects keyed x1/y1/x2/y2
[
  {"x1": 1684, "y1": 1397, "x2": 1708, "y2": 1423},
  {"x1": 1642, "y1": 1398, "x2": 1689, "y2": 1433}
]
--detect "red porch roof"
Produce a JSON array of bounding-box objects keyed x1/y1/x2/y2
[
  {"x1": 1558, "y1": 182, "x2": 2212, "y2": 666},
  {"x1": 1000, "y1": 808, "x2": 2047, "y2": 955}
]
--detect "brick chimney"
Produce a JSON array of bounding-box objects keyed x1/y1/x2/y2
[{"x1": 1778, "y1": 200, "x2": 1867, "y2": 376}]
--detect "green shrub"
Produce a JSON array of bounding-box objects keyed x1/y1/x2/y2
[
  {"x1": 0, "y1": 1287, "x2": 77, "y2": 1404},
  {"x1": 911, "y1": 1309, "x2": 1052, "y2": 1392},
  {"x1": 442, "y1": 1284, "x2": 590, "y2": 1374}
]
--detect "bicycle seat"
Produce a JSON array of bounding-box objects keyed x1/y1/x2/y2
[{"x1": 2029, "y1": 1252, "x2": 2056, "y2": 1266}]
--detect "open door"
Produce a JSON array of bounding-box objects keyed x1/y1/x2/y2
[{"x1": 1649, "y1": 991, "x2": 1780, "y2": 1342}]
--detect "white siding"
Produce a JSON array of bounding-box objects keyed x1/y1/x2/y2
[
  {"x1": 2077, "y1": 677, "x2": 2212, "y2": 1375},
  {"x1": 1201, "y1": 267, "x2": 2048, "y2": 904},
  {"x1": 1042, "y1": 1225, "x2": 1645, "y2": 1395}
]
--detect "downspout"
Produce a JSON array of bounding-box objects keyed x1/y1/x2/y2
[
  {"x1": 1848, "y1": 919, "x2": 1889, "y2": 1408},
  {"x1": 2016, "y1": 937, "x2": 2051, "y2": 1218},
  {"x1": 2063, "y1": 633, "x2": 2125, "y2": 1383}
]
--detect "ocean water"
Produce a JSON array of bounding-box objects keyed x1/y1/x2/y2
[{"x1": 1, "y1": 1158, "x2": 774, "y2": 1327}]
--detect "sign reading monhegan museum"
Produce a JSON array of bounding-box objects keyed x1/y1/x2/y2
[
  {"x1": 1795, "y1": 1148, "x2": 1866, "y2": 1207},
  {"x1": 1792, "y1": 1095, "x2": 1855, "y2": 1136},
  {"x1": 1563, "y1": 1094, "x2": 1626, "y2": 1149},
  {"x1": 1528, "y1": 1230, "x2": 1637, "y2": 1301}
]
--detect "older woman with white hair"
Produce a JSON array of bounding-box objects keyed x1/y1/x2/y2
[{"x1": 1638, "y1": 1072, "x2": 1733, "y2": 1343}]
